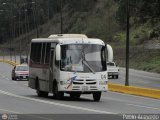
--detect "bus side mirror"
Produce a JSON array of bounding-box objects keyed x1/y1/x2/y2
[
  {"x1": 56, "y1": 44, "x2": 61, "y2": 61},
  {"x1": 107, "y1": 44, "x2": 113, "y2": 62}
]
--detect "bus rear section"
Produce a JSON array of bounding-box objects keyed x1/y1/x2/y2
[{"x1": 28, "y1": 35, "x2": 113, "y2": 101}]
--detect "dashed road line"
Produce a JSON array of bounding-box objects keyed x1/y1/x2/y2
[
  {"x1": 0, "y1": 108, "x2": 20, "y2": 114},
  {"x1": 127, "y1": 103, "x2": 160, "y2": 110}
]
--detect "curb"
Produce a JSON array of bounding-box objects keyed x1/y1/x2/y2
[
  {"x1": 0, "y1": 59, "x2": 18, "y2": 66},
  {"x1": 108, "y1": 83, "x2": 160, "y2": 99}
]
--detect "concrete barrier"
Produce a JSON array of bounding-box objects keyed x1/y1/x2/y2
[{"x1": 108, "y1": 83, "x2": 160, "y2": 99}]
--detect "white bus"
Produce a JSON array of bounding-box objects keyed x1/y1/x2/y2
[{"x1": 29, "y1": 34, "x2": 113, "y2": 101}]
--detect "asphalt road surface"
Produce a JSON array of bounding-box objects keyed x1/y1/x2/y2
[
  {"x1": 0, "y1": 62, "x2": 159, "y2": 120},
  {"x1": 1, "y1": 55, "x2": 160, "y2": 89},
  {"x1": 110, "y1": 67, "x2": 160, "y2": 89}
]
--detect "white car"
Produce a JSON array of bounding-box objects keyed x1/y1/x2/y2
[
  {"x1": 12, "y1": 64, "x2": 29, "y2": 81},
  {"x1": 107, "y1": 62, "x2": 119, "y2": 79}
]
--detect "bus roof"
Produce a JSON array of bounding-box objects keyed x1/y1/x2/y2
[
  {"x1": 48, "y1": 34, "x2": 88, "y2": 38},
  {"x1": 31, "y1": 38, "x2": 105, "y2": 45}
]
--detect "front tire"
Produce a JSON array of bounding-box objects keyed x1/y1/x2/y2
[
  {"x1": 53, "y1": 82, "x2": 64, "y2": 99},
  {"x1": 116, "y1": 75, "x2": 119, "y2": 79},
  {"x1": 93, "y1": 92, "x2": 101, "y2": 102}
]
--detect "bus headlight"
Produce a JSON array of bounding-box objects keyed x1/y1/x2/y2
[
  {"x1": 60, "y1": 81, "x2": 66, "y2": 85},
  {"x1": 99, "y1": 81, "x2": 107, "y2": 85}
]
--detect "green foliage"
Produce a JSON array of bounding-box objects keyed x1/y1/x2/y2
[
  {"x1": 0, "y1": 0, "x2": 98, "y2": 43},
  {"x1": 131, "y1": 23, "x2": 151, "y2": 45},
  {"x1": 149, "y1": 25, "x2": 160, "y2": 39},
  {"x1": 69, "y1": 0, "x2": 119, "y2": 42},
  {"x1": 132, "y1": 51, "x2": 160, "y2": 73},
  {"x1": 1, "y1": 0, "x2": 159, "y2": 73},
  {"x1": 1, "y1": 0, "x2": 160, "y2": 44},
  {"x1": 113, "y1": 32, "x2": 126, "y2": 43},
  {"x1": 113, "y1": 22, "x2": 154, "y2": 45},
  {"x1": 114, "y1": 46, "x2": 160, "y2": 73},
  {"x1": 115, "y1": 0, "x2": 160, "y2": 29}
]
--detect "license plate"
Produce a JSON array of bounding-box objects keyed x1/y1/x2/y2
[
  {"x1": 109, "y1": 76, "x2": 112, "y2": 78},
  {"x1": 23, "y1": 76, "x2": 26, "y2": 79},
  {"x1": 82, "y1": 86, "x2": 88, "y2": 91}
]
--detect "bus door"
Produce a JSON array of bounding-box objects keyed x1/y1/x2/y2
[{"x1": 49, "y1": 48, "x2": 55, "y2": 92}]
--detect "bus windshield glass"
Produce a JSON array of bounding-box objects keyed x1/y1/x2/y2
[{"x1": 61, "y1": 44, "x2": 106, "y2": 72}]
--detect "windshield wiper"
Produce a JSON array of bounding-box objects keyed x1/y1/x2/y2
[{"x1": 82, "y1": 51, "x2": 95, "y2": 74}]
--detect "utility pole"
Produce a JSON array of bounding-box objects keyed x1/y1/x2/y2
[
  {"x1": 10, "y1": 1, "x2": 13, "y2": 61},
  {"x1": 23, "y1": 0, "x2": 28, "y2": 60},
  {"x1": 60, "y1": 0, "x2": 63, "y2": 34},
  {"x1": 125, "y1": 0, "x2": 130, "y2": 86},
  {"x1": 18, "y1": 9, "x2": 22, "y2": 64},
  {"x1": 3, "y1": 49, "x2": 5, "y2": 61},
  {"x1": 48, "y1": 0, "x2": 50, "y2": 21},
  {"x1": 32, "y1": 1, "x2": 39, "y2": 38},
  {"x1": 35, "y1": 0, "x2": 39, "y2": 38}
]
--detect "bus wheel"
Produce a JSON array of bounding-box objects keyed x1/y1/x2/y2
[
  {"x1": 53, "y1": 83, "x2": 64, "y2": 99},
  {"x1": 116, "y1": 75, "x2": 119, "y2": 79},
  {"x1": 93, "y1": 92, "x2": 101, "y2": 102}
]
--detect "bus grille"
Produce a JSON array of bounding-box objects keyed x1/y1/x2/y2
[
  {"x1": 86, "y1": 79, "x2": 96, "y2": 85},
  {"x1": 73, "y1": 79, "x2": 84, "y2": 85},
  {"x1": 73, "y1": 79, "x2": 96, "y2": 85}
]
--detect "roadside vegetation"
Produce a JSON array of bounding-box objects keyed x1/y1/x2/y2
[{"x1": 0, "y1": 0, "x2": 159, "y2": 73}]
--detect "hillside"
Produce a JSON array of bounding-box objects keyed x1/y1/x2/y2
[{"x1": 0, "y1": 0, "x2": 160, "y2": 73}]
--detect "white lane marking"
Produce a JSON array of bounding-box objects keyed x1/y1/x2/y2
[
  {"x1": 0, "y1": 108, "x2": 20, "y2": 114},
  {"x1": 82, "y1": 92, "x2": 160, "y2": 111},
  {"x1": 127, "y1": 103, "x2": 160, "y2": 110},
  {"x1": 101, "y1": 92, "x2": 160, "y2": 111},
  {"x1": 5, "y1": 78, "x2": 10, "y2": 80},
  {"x1": 82, "y1": 95, "x2": 160, "y2": 111},
  {"x1": 0, "y1": 90, "x2": 115, "y2": 114},
  {"x1": 0, "y1": 74, "x2": 10, "y2": 81},
  {"x1": 0, "y1": 74, "x2": 17, "y2": 84},
  {"x1": 101, "y1": 96, "x2": 160, "y2": 111},
  {"x1": 23, "y1": 84, "x2": 28, "y2": 86},
  {"x1": 12, "y1": 81, "x2": 18, "y2": 83}
]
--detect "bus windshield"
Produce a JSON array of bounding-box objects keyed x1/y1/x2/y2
[{"x1": 61, "y1": 44, "x2": 106, "y2": 72}]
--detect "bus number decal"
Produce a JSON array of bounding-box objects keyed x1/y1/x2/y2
[{"x1": 101, "y1": 74, "x2": 107, "y2": 80}]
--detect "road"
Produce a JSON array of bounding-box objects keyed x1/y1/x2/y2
[
  {"x1": 1, "y1": 55, "x2": 160, "y2": 89},
  {"x1": 0, "y1": 62, "x2": 159, "y2": 120},
  {"x1": 110, "y1": 67, "x2": 160, "y2": 89}
]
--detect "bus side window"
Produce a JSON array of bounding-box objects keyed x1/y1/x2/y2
[
  {"x1": 55, "y1": 44, "x2": 60, "y2": 67},
  {"x1": 41, "y1": 43, "x2": 46, "y2": 64},
  {"x1": 45, "y1": 43, "x2": 51, "y2": 64},
  {"x1": 30, "y1": 43, "x2": 42, "y2": 64}
]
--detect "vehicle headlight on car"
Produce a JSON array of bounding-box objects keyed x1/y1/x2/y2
[{"x1": 60, "y1": 81, "x2": 67, "y2": 85}]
